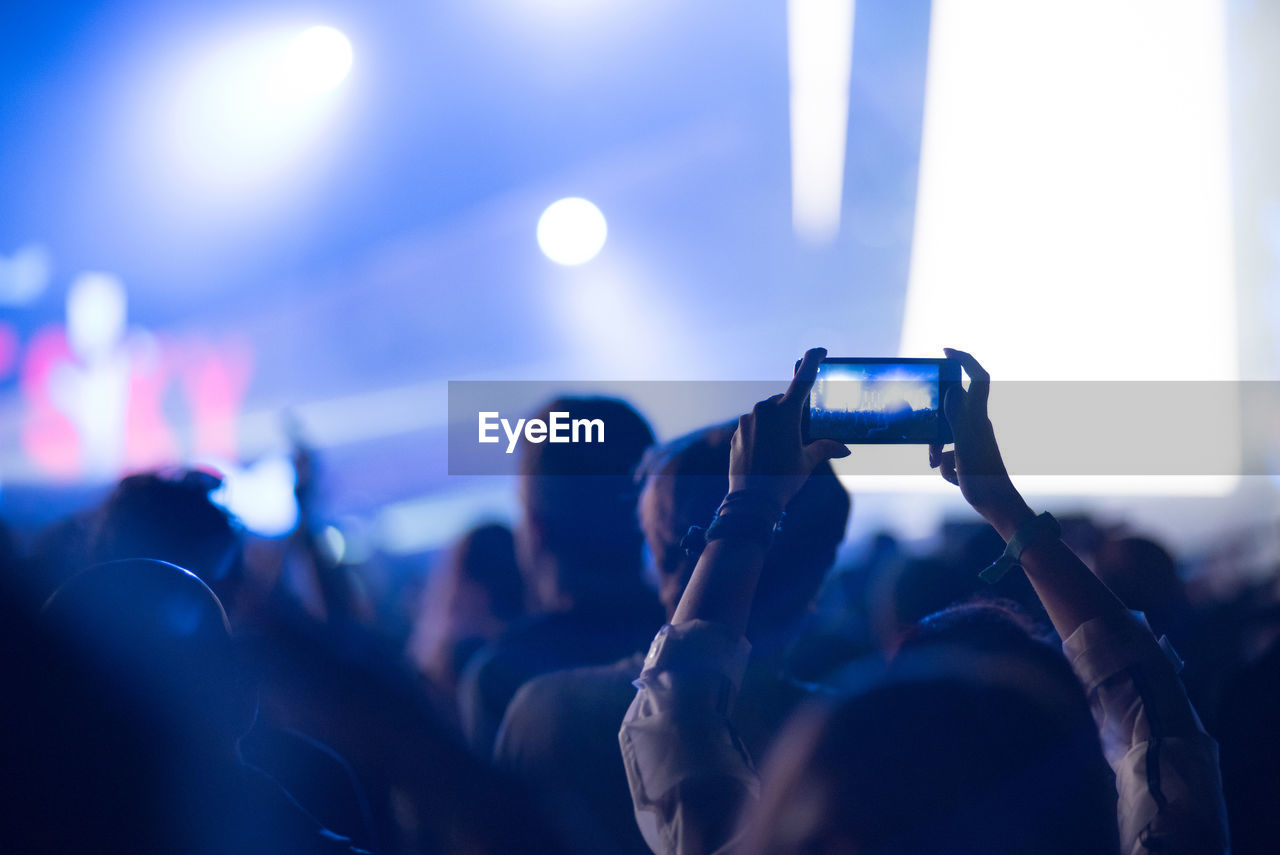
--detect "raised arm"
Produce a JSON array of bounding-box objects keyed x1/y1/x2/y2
[
  {"x1": 619, "y1": 348, "x2": 847, "y2": 855},
  {"x1": 925, "y1": 347, "x2": 1128, "y2": 639},
  {"x1": 670, "y1": 347, "x2": 849, "y2": 632},
  {"x1": 928, "y1": 348, "x2": 1229, "y2": 855}
]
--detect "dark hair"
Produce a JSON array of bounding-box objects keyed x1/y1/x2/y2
[
  {"x1": 898, "y1": 599, "x2": 1093, "y2": 720},
  {"x1": 898, "y1": 598, "x2": 1047, "y2": 652},
  {"x1": 519, "y1": 397, "x2": 655, "y2": 599},
  {"x1": 410, "y1": 522, "x2": 528, "y2": 690},
  {"x1": 90, "y1": 471, "x2": 243, "y2": 600},
  {"x1": 1093, "y1": 536, "x2": 1184, "y2": 634},
  {"x1": 636, "y1": 422, "x2": 850, "y2": 637},
  {"x1": 452, "y1": 522, "x2": 525, "y2": 622},
  {"x1": 879, "y1": 527, "x2": 1052, "y2": 646},
  {"x1": 741, "y1": 640, "x2": 1118, "y2": 855}
]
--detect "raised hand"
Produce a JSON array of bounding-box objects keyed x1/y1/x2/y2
[
  {"x1": 928, "y1": 348, "x2": 1033, "y2": 538},
  {"x1": 670, "y1": 349, "x2": 848, "y2": 632},
  {"x1": 728, "y1": 347, "x2": 850, "y2": 513}
]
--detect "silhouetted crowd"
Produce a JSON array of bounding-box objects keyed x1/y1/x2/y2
[{"x1": 1, "y1": 348, "x2": 1275, "y2": 854}]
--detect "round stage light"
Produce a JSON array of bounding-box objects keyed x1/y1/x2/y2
[
  {"x1": 276, "y1": 25, "x2": 353, "y2": 98},
  {"x1": 537, "y1": 198, "x2": 608, "y2": 265}
]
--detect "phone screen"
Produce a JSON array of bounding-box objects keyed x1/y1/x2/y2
[{"x1": 805, "y1": 358, "x2": 958, "y2": 445}]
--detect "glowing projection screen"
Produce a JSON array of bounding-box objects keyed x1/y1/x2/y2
[{"x1": 897, "y1": 0, "x2": 1239, "y2": 495}]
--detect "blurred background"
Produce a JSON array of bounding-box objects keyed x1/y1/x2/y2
[{"x1": 2, "y1": 0, "x2": 1280, "y2": 584}]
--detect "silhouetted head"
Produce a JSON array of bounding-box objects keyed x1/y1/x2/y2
[
  {"x1": 868, "y1": 526, "x2": 1051, "y2": 652},
  {"x1": 898, "y1": 599, "x2": 1090, "y2": 721},
  {"x1": 517, "y1": 397, "x2": 655, "y2": 609},
  {"x1": 1094, "y1": 535, "x2": 1185, "y2": 634},
  {"x1": 40, "y1": 558, "x2": 255, "y2": 755},
  {"x1": 872, "y1": 556, "x2": 970, "y2": 651},
  {"x1": 90, "y1": 470, "x2": 244, "y2": 605},
  {"x1": 899, "y1": 598, "x2": 1045, "y2": 652},
  {"x1": 636, "y1": 422, "x2": 850, "y2": 639},
  {"x1": 449, "y1": 522, "x2": 526, "y2": 623},
  {"x1": 740, "y1": 638, "x2": 1118, "y2": 855},
  {"x1": 410, "y1": 522, "x2": 527, "y2": 686},
  {"x1": 32, "y1": 560, "x2": 359, "y2": 854}
]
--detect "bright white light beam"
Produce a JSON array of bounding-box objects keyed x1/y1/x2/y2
[
  {"x1": 900, "y1": 0, "x2": 1238, "y2": 496},
  {"x1": 787, "y1": 0, "x2": 856, "y2": 244},
  {"x1": 273, "y1": 25, "x2": 353, "y2": 99},
  {"x1": 167, "y1": 23, "x2": 353, "y2": 196}
]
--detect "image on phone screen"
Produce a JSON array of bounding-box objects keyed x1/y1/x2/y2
[{"x1": 805, "y1": 358, "x2": 957, "y2": 445}]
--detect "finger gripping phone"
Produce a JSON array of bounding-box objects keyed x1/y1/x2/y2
[{"x1": 801, "y1": 357, "x2": 961, "y2": 445}]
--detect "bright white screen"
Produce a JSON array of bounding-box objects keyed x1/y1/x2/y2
[{"x1": 895, "y1": 0, "x2": 1239, "y2": 495}]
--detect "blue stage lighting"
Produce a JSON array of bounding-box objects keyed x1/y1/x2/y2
[{"x1": 537, "y1": 197, "x2": 608, "y2": 265}]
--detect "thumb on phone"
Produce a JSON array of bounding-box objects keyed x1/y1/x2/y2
[
  {"x1": 803, "y1": 439, "x2": 851, "y2": 470},
  {"x1": 942, "y1": 383, "x2": 967, "y2": 438}
]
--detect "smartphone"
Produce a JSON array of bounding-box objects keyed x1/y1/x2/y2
[{"x1": 801, "y1": 357, "x2": 961, "y2": 445}]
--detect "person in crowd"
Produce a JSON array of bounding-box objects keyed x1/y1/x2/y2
[
  {"x1": 1092, "y1": 534, "x2": 1189, "y2": 641},
  {"x1": 620, "y1": 348, "x2": 1229, "y2": 855},
  {"x1": 1090, "y1": 533, "x2": 1242, "y2": 732},
  {"x1": 457, "y1": 396, "x2": 662, "y2": 754},
  {"x1": 1217, "y1": 629, "x2": 1280, "y2": 855},
  {"x1": 89, "y1": 469, "x2": 245, "y2": 607},
  {"x1": 495, "y1": 422, "x2": 850, "y2": 854},
  {"x1": 77, "y1": 450, "x2": 567, "y2": 853},
  {"x1": 791, "y1": 520, "x2": 1053, "y2": 683},
  {"x1": 286, "y1": 427, "x2": 376, "y2": 626},
  {"x1": 70, "y1": 467, "x2": 378, "y2": 848},
  {"x1": 29, "y1": 558, "x2": 366, "y2": 854},
  {"x1": 408, "y1": 522, "x2": 527, "y2": 725}
]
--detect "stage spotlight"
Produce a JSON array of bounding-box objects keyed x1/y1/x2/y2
[
  {"x1": 164, "y1": 23, "x2": 354, "y2": 197},
  {"x1": 537, "y1": 198, "x2": 608, "y2": 265},
  {"x1": 273, "y1": 25, "x2": 353, "y2": 99}
]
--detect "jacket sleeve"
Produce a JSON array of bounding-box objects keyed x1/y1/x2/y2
[
  {"x1": 1062, "y1": 611, "x2": 1230, "y2": 855},
  {"x1": 619, "y1": 621, "x2": 757, "y2": 855}
]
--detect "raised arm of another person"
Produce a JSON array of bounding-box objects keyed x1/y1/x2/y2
[
  {"x1": 928, "y1": 348, "x2": 1229, "y2": 855},
  {"x1": 619, "y1": 349, "x2": 848, "y2": 855}
]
